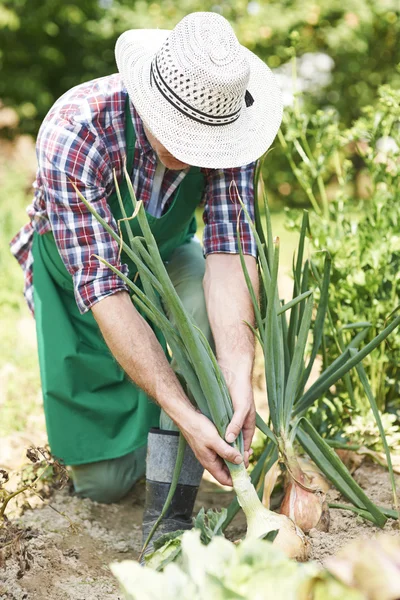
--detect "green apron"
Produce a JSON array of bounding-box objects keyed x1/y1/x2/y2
[{"x1": 32, "y1": 97, "x2": 205, "y2": 465}]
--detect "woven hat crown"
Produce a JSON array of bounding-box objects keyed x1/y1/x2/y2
[
  {"x1": 151, "y1": 12, "x2": 252, "y2": 126},
  {"x1": 115, "y1": 11, "x2": 283, "y2": 168}
]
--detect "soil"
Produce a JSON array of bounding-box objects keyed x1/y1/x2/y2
[
  {"x1": 0, "y1": 461, "x2": 399, "y2": 600},
  {"x1": 308, "y1": 462, "x2": 400, "y2": 562}
]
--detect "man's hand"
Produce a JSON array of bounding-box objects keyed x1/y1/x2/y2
[
  {"x1": 179, "y1": 410, "x2": 243, "y2": 486},
  {"x1": 220, "y1": 365, "x2": 256, "y2": 468}
]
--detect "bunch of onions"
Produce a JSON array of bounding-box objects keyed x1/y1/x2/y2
[
  {"x1": 235, "y1": 189, "x2": 333, "y2": 535},
  {"x1": 74, "y1": 167, "x2": 308, "y2": 561},
  {"x1": 75, "y1": 162, "x2": 398, "y2": 559},
  {"x1": 232, "y1": 168, "x2": 399, "y2": 534}
]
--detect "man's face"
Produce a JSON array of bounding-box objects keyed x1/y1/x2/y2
[{"x1": 143, "y1": 125, "x2": 190, "y2": 171}]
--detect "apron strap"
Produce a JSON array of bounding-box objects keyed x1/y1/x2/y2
[{"x1": 124, "y1": 95, "x2": 136, "y2": 172}]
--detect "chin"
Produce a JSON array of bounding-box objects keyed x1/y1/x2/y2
[
  {"x1": 160, "y1": 156, "x2": 189, "y2": 170},
  {"x1": 170, "y1": 164, "x2": 189, "y2": 171}
]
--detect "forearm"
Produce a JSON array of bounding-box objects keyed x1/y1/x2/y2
[
  {"x1": 203, "y1": 253, "x2": 258, "y2": 451},
  {"x1": 203, "y1": 253, "x2": 258, "y2": 376},
  {"x1": 91, "y1": 290, "x2": 195, "y2": 426}
]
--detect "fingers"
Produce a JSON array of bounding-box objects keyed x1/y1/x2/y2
[
  {"x1": 180, "y1": 413, "x2": 245, "y2": 487},
  {"x1": 225, "y1": 404, "x2": 255, "y2": 467},
  {"x1": 243, "y1": 448, "x2": 254, "y2": 468},
  {"x1": 242, "y1": 409, "x2": 256, "y2": 453},
  {"x1": 225, "y1": 375, "x2": 255, "y2": 446},
  {"x1": 194, "y1": 442, "x2": 234, "y2": 486},
  {"x1": 225, "y1": 404, "x2": 256, "y2": 449},
  {"x1": 213, "y1": 436, "x2": 243, "y2": 465},
  {"x1": 199, "y1": 427, "x2": 240, "y2": 485},
  {"x1": 225, "y1": 407, "x2": 247, "y2": 444},
  {"x1": 206, "y1": 456, "x2": 233, "y2": 487}
]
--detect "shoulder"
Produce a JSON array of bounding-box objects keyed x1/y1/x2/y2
[
  {"x1": 37, "y1": 74, "x2": 128, "y2": 173},
  {"x1": 37, "y1": 74, "x2": 127, "y2": 151}
]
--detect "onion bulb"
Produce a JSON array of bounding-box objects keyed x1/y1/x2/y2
[
  {"x1": 297, "y1": 456, "x2": 331, "y2": 493},
  {"x1": 231, "y1": 464, "x2": 309, "y2": 561},
  {"x1": 280, "y1": 456, "x2": 330, "y2": 534}
]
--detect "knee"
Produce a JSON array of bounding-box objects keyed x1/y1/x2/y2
[
  {"x1": 71, "y1": 464, "x2": 131, "y2": 504},
  {"x1": 71, "y1": 449, "x2": 145, "y2": 504}
]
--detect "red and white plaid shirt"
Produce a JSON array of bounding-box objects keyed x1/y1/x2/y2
[{"x1": 10, "y1": 74, "x2": 256, "y2": 315}]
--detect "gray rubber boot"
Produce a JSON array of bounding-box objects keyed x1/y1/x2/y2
[{"x1": 141, "y1": 428, "x2": 203, "y2": 563}]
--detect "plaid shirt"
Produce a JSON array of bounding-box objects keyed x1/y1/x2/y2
[{"x1": 10, "y1": 74, "x2": 256, "y2": 316}]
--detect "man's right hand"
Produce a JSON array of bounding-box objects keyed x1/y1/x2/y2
[{"x1": 178, "y1": 411, "x2": 243, "y2": 487}]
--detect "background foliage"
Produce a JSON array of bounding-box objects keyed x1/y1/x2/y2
[
  {"x1": 0, "y1": 0, "x2": 399, "y2": 137},
  {"x1": 282, "y1": 83, "x2": 400, "y2": 436}
]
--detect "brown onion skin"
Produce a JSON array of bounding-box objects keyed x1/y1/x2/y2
[{"x1": 280, "y1": 471, "x2": 330, "y2": 534}]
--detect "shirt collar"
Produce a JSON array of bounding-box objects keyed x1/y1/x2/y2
[{"x1": 130, "y1": 102, "x2": 157, "y2": 165}]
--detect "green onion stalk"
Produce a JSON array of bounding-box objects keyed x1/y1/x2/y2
[
  {"x1": 73, "y1": 167, "x2": 309, "y2": 561},
  {"x1": 237, "y1": 185, "x2": 330, "y2": 533},
  {"x1": 235, "y1": 164, "x2": 400, "y2": 534}
]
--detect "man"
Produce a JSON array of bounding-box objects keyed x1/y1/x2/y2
[{"x1": 11, "y1": 12, "x2": 282, "y2": 547}]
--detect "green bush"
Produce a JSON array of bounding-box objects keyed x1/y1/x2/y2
[{"x1": 284, "y1": 84, "x2": 400, "y2": 433}]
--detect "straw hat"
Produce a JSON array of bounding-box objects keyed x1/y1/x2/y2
[{"x1": 115, "y1": 12, "x2": 283, "y2": 169}]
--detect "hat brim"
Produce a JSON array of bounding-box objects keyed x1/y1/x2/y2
[{"x1": 115, "y1": 29, "x2": 283, "y2": 169}]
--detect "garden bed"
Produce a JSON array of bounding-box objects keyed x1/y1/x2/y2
[{"x1": 1, "y1": 461, "x2": 398, "y2": 600}]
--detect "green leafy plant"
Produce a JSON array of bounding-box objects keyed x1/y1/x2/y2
[
  {"x1": 111, "y1": 529, "x2": 400, "y2": 599},
  {"x1": 285, "y1": 84, "x2": 400, "y2": 419},
  {"x1": 343, "y1": 413, "x2": 400, "y2": 454},
  {"x1": 144, "y1": 508, "x2": 228, "y2": 571}
]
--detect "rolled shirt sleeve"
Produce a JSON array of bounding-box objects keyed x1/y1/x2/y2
[
  {"x1": 202, "y1": 161, "x2": 257, "y2": 257},
  {"x1": 37, "y1": 118, "x2": 129, "y2": 314}
]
